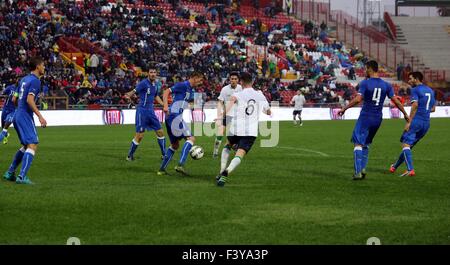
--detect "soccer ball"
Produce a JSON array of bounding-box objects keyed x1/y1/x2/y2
[{"x1": 190, "y1": 145, "x2": 204, "y2": 160}]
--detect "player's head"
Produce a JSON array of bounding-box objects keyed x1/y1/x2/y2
[
  {"x1": 365, "y1": 60, "x2": 378, "y2": 76},
  {"x1": 146, "y1": 64, "x2": 158, "y2": 81},
  {"x1": 408, "y1": 71, "x2": 423, "y2": 87},
  {"x1": 239, "y1": 72, "x2": 253, "y2": 87},
  {"x1": 229, "y1": 72, "x2": 239, "y2": 87},
  {"x1": 297, "y1": 89, "x2": 302, "y2": 95},
  {"x1": 188, "y1": 71, "x2": 204, "y2": 87},
  {"x1": 29, "y1": 56, "x2": 45, "y2": 76}
]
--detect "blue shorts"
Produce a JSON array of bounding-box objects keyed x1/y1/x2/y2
[
  {"x1": 135, "y1": 108, "x2": 162, "y2": 133},
  {"x1": 400, "y1": 119, "x2": 430, "y2": 146},
  {"x1": 13, "y1": 111, "x2": 39, "y2": 145},
  {"x1": 1, "y1": 109, "x2": 15, "y2": 127},
  {"x1": 165, "y1": 114, "x2": 191, "y2": 144},
  {"x1": 351, "y1": 115, "x2": 382, "y2": 146}
]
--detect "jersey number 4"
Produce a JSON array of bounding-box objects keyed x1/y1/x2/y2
[{"x1": 372, "y1": 88, "x2": 382, "y2": 106}]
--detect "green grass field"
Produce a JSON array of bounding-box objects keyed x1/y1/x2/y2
[{"x1": 0, "y1": 119, "x2": 449, "y2": 244}]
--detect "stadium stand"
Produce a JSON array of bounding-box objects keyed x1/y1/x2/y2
[{"x1": 0, "y1": 0, "x2": 413, "y2": 110}]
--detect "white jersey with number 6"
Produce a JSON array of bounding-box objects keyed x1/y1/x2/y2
[{"x1": 229, "y1": 88, "x2": 270, "y2": 137}]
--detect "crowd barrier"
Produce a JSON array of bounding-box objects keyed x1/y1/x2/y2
[{"x1": 1, "y1": 107, "x2": 449, "y2": 127}]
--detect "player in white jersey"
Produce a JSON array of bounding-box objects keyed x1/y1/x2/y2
[
  {"x1": 213, "y1": 72, "x2": 243, "y2": 158},
  {"x1": 216, "y1": 72, "x2": 271, "y2": 187},
  {"x1": 290, "y1": 90, "x2": 306, "y2": 126}
]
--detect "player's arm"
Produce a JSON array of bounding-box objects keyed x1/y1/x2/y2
[
  {"x1": 27, "y1": 93, "x2": 47, "y2": 128},
  {"x1": 124, "y1": 89, "x2": 136, "y2": 99},
  {"x1": 391, "y1": 96, "x2": 410, "y2": 122},
  {"x1": 431, "y1": 105, "x2": 436, "y2": 113},
  {"x1": 12, "y1": 91, "x2": 19, "y2": 107},
  {"x1": 162, "y1": 88, "x2": 171, "y2": 114},
  {"x1": 338, "y1": 94, "x2": 363, "y2": 116},
  {"x1": 216, "y1": 100, "x2": 224, "y2": 121},
  {"x1": 404, "y1": 101, "x2": 418, "y2": 131},
  {"x1": 224, "y1": 96, "x2": 237, "y2": 115},
  {"x1": 155, "y1": 95, "x2": 163, "y2": 106}
]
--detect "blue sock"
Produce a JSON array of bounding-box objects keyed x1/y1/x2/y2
[
  {"x1": 0, "y1": 129, "x2": 7, "y2": 141},
  {"x1": 128, "y1": 139, "x2": 139, "y2": 158},
  {"x1": 8, "y1": 147, "x2": 26, "y2": 173},
  {"x1": 19, "y1": 149, "x2": 35, "y2": 178},
  {"x1": 402, "y1": 147, "x2": 414, "y2": 171},
  {"x1": 157, "y1": 136, "x2": 166, "y2": 156},
  {"x1": 178, "y1": 140, "x2": 193, "y2": 166},
  {"x1": 160, "y1": 147, "x2": 175, "y2": 171},
  {"x1": 353, "y1": 146, "x2": 363, "y2": 175},
  {"x1": 361, "y1": 146, "x2": 369, "y2": 170},
  {"x1": 393, "y1": 152, "x2": 405, "y2": 169}
]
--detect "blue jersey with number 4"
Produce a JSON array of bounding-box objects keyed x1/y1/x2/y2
[
  {"x1": 410, "y1": 84, "x2": 435, "y2": 122},
  {"x1": 358, "y1": 78, "x2": 394, "y2": 117}
]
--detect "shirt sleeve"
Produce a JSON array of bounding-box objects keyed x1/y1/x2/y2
[
  {"x1": 218, "y1": 88, "x2": 226, "y2": 101},
  {"x1": 28, "y1": 78, "x2": 41, "y2": 96},
  {"x1": 259, "y1": 92, "x2": 270, "y2": 111},
  {"x1": 357, "y1": 80, "x2": 366, "y2": 96},
  {"x1": 410, "y1": 87, "x2": 418, "y2": 103},
  {"x1": 386, "y1": 82, "x2": 394, "y2": 99}
]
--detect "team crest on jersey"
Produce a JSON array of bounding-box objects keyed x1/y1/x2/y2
[
  {"x1": 330, "y1": 108, "x2": 344, "y2": 120},
  {"x1": 103, "y1": 109, "x2": 124, "y2": 125}
]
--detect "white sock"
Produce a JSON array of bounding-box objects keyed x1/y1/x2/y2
[
  {"x1": 226, "y1": 156, "x2": 242, "y2": 174},
  {"x1": 220, "y1": 147, "x2": 230, "y2": 173}
]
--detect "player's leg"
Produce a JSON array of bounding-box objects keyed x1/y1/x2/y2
[
  {"x1": 3, "y1": 145, "x2": 26, "y2": 182},
  {"x1": 361, "y1": 145, "x2": 369, "y2": 177},
  {"x1": 400, "y1": 122, "x2": 428, "y2": 176},
  {"x1": 359, "y1": 118, "x2": 381, "y2": 179},
  {"x1": 158, "y1": 141, "x2": 178, "y2": 174},
  {"x1": 155, "y1": 129, "x2": 166, "y2": 159},
  {"x1": 298, "y1": 110, "x2": 303, "y2": 126},
  {"x1": 128, "y1": 110, "x2": 146, "y2": 160},
  {"x1": 148, "y1": 112, "x2": 166, "y2": 158},
  {"x1": 0, "y1": 112, "x2": 8, "y2": 143},
  {"x1": 351, "y1": 118, "x2": 367, "y2": 180},
  {"x1": 217, "y1": 137, "x2": 255, "y2": 187},
  {"x1": 292, "y1": 110, "x2": 297, "y2": 125},
  {"x1": 16, "y1": 143, "x2": 38, "y2": 184},
  {"x1": 175, "y1": 136, "x2": 195, "y2": 174},
  {"x1": 213, "y1": 118, "x2": 225, "y2": 158},
  {"x1": 216, "y1": 136, "x2": 237, "y2": 181},
  {"x1": 4, "y1": 119, "x2": 25, "y2": 181},
  {"x1": 127, "y1": 132, "x2": 144, "y2": 161},
  {"x1": 158, "y1": 119, "x2": 178, "y2": 174},
  {"x1": 16, "y1": 116, "x2": 40, "y2": 184}
]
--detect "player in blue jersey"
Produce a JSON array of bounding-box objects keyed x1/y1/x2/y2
[
  {"x1": 0, "y1": 77, "x2": 20, "y2": 144},
  {"x1": 124, "y1": 65, "x2": 166, "y2": 161},
  {"x1": 3, "y1": 57, "x2": 47, "y2": 184},
  {"x1": 389, "y1": 72, "x2": 436, "y2": 177},
  {"x1": 157, "y1": 71, "x2": 204, "y2": 175},
  {"x1": 338, "y1": 60, "x2": 409, "y2": 180}
]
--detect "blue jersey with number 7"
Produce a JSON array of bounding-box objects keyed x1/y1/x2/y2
[
  {"x1": 410, "y1": 84, "x2": 435, "y2": 122},
  {"x1": 357, "y1": 78, "x2": 394, "y2": 117}
]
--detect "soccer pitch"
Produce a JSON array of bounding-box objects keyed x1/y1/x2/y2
[{"x1": 0, "y1": 119, "x2": 449, "y2": 244}]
